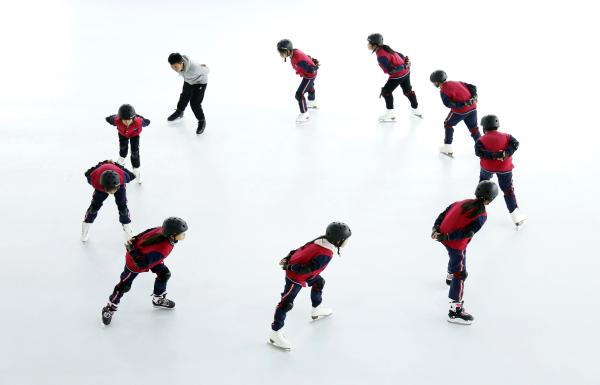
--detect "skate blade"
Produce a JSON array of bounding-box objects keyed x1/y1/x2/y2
[
  {"x1": 311, "y1": 314, "x2": 333, "y2": 321},
  {"x1": 268, "y1": 340, "x2": 291, "y2": 350},
  {"x1": 514, "y1": 220, "x2": 527, "y2": 231},
  {"x1": 447, "y1": 318, "x2": 472, "y2": 325},
  {"x1": 440, "y1": 153, "x2": 454, "y2": 159},
  {"x1": 378, "y1": 119, "x2": 396, "y2": 123},
  {"x1": 152, "y1": 305, "x2": 176, "y2": 310}
]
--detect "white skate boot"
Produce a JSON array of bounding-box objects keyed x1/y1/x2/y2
[
  {"x1": 307, "y1": 100, "x2": 318, "y2": 109},
  {"x1": 133, "y1": 168, "x2": 142, "y2": 184},
  {"x1": 311, "y1": 304, "x2": 333, "y2": 320},
  {"x1": 116, "y1": 156, "x2": 126, "y2": 166},
  {"x1": 269, "y1": 329, "x2": 292, "y2": 350},
  {"x1": 81, "y1": 222, "x2": 91, "y2": 242},
  {"x1": 510, "y1": 208, "x2": 527, "y2": 231},
  {"x1": 296, "y1": 112, "x2": 310, "y2": 123},
  {"x1": 411, "y1": 108, "x2": 423, "y2": 118},
  {"x1": 448, "y1": 300, "x2": 473, "y2": 325},
  {"x1": 378, "y1": 109, "x2": 396, "y2": 122},
  {"x1": 439, "y1": 144, "x2": 454, "y2": 158},
  {"x1": 122, "y1": 223, "x2": 134, "y2": 241}
]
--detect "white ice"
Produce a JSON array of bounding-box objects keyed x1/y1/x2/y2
[{"x1": 1, "y1": 0, "x2": 599, "y2": 384}]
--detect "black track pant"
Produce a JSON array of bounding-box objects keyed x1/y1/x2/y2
[
  {"x1": 381, "y1": 74, "x2": 418, "y2": 109},
  {"x1": 176, "y1": 82, "x2": 207, "y2": 121}
]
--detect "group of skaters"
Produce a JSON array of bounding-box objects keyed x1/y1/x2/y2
[{"x1": 78, "y1": 35, "x2": 527, "y2": 350}]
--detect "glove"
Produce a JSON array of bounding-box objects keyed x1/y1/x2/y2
[
  {"x1": 279, "y1": 256, "x2": 290, "y2": 270},
  {"x1": 404, "y1": 56, "x2": 411, "y2": 68},
  {"x1": 312, "y1": 58, "x2": 320, "y2": 68},
  {"x1": 494, "y1": 151, "x2": 507, "y2": 161},
  {"x1": 435, "y1": 233, "x2": 449, "y2": 242}
]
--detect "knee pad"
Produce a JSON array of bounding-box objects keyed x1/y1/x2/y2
[
  {"x1": 403, "y1": 90, "x2": 415, "y2": 96},
  {"x1": 380, "y1": 88, "x2": 392, "y2": 97},
  {"x1": 452, "y1": 271, "x2": 468, "y2": 281},
  {"x1": 156, "y1": 270, "x2": 171, "y2": 283},
  {"x1": 279, "y1": 301, "x2": 294, "y2": 312},
  {"x1": 311, "y1": 277, "x2": 325, "y2": 291}
]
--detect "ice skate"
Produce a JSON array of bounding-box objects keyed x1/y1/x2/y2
[
  {"x1": 152, "y1": 293, "x2": 176, "y2": 309},
  {"x1": 510, "y1": 208, "x2": 527, "y2": 231},
  {"x1": 268, "y1": 329, "x2": 291, "y2": 350},
  {"x1": 447, "y1": 301, "x2": 473, "y2": 325},
  {"x1": 307, "y1": 100, "x2": 318, "y2": 109},
  {"x1": 411, "y1": 108, "x2": 423, "y2": 118},
  {"x1": 196, "y1": 120, "x2": 206, "y2": 135},
  {"x1": 101, "y1": 303, "x2": 117, "y2": 326},
  {"x1": 311, "y1": 304, "x2": 333, "y2": 321},
  {"x1": 378, "y1": 109, "x2": 396, "y2": 122},
  {"x1": 116, "y1": 156, "x2": 126, "y2": 166},
  {"x1": 167, "y1": 109, "x2": 184, "y2": 122},
  {"x1": 296, "y1": 112, "x2": 310, "y2": 123},
  {"x1": 122, "y1": 223, "x2": 134, "y2": 241},
  {"x1": 439, "y1": 144, "x2": 454, "y2": 158},
  {"x1": 133, "y1": 168, "x2": 142, "y2": 184},
  {"x1": 446, "y1": 272, "x2": 453, "y2": 286},
  {"x1": 81, "y1": 222, "x2": 91, "y2": 242}
]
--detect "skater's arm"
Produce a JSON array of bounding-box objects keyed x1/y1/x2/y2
[
  {"x1": 297, "y1": 60, "x2": 316, "y2": 74},
  {"x1": 474, "y1": 140, "x2": 496, "y2": 159},
  {"x1": 433, "y1": 204, "x2": 453, "y2": 229},
  {"x1": 505, "y1": 135, "x2": 519, "y2": 156},
  {"x1": 448, "y1": 216, "x2": 487, "y2": 240},
  {"x1": 123, "y1": 168, "x2": 136, "y2": 183},
  {"x1": 440, "y1": 93, "x2": 457, "y2": 108},
  {"x1": 133, "y1": 251, "x2": 165, "y2": 269},
  {"x1": 138, "y1": 115, "x2": 151, "y2": 127},
  {"x1": 288, "y1": 255, "x2": 331, "y2": 274},
  {"x1": 105, "y1": 115, "x2": 117, "y2": 125},
  {"x1": 377, "y1": 56, "x2": 391, "y2": 73}
]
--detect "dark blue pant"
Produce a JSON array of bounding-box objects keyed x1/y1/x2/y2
[
  {"x1": 108, "y1": 264, "x2": 171, "y2": 305},
  {"x1": 295, "y1": 78, "x2": 316, "y2": 113},
  {"x1": 381, "y1": 74, "x2": 418, "y2": 109},
  {"x1": 443, "y1": 110, "x2": 481, "y2": 144},
  {"x1": 479, "y1": 168, "x2": 518, "y2": 213},
  {"x1": 446, "y1": 246, "x2": 467, "y2": 302},
  {"x1": 118, "y1": 134, "x2": 140, "y2": 168},
  {"x1": 177, "y1": 82, "x2": 207, "y2": 121},
  {"x1": 84, "y1": 187, "x2": 130, "y2": 224},
  {"x1": 271, "y1": 276, "x2": 325, "y2": 331}
]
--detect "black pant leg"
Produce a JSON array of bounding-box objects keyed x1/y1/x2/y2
[
  {"x1": 114, "y1": 186, "x2": 130, "y2": 224},
  {"x1": 129, "y1": 136, "x2": 140, "y2": 168},
  {"x1": 399, "y1": 75, "x2": 418, "y2": 108},
  {"x1": 381, "y1": 78, "x2": 402, "y2": 109},
  {"x1": 84, "y1": 190, "x2": 109, "y2": 223},
  {"x1": 271, "y1": 278, "x2": 302, "y2": 331},
  {"x1": 176, "y1": 82, "x2": 194, "y2": 112},
  {"x1": 189, "y1": 83, "x2": 207, "y2": 121},
  {"x1": 118, "y1": 134, "x2": 129, "y2": 158},
  {"x1": 108, "y1": 266, "x2": 139, "y2": 305},
  {"x1": 151, "y1": 264, "x2": 171, "y2": 296}
]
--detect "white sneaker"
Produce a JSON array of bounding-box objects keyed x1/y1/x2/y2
[
  {"x1": 510, "y1": 208, "x2": 527, "y2": 230},
  {"x1": 81, "y1": 222, "x2": 91, "y2": 242},
  {"x1": 439, "y1": 144, "x2": 454, "y2": 157},
  {"x1": 122, "y1": 224, "x2": 134, "y2": 241},
  {"x1": 268, "y1": 329, "x2": 291, "y2": 350},
  {"x1": 307, "y1": 100, "x2": 318, "y2": 109},
  {"x1": 116, "y1": 157, "x2": 126, "y2": 166},
  {"x1": 296, "y1": 112, "x2": 310, "y2": 123},
  {"x1": 378, "y1": 109, "x2": 396, "y2": 122},
  {"x1": 411, "y1": 108, "x2": 423, "y2": 118},
  {"x1": 133, "y1": 168, "x2": 142, "y2": 184},
  {"x1": 311, "y1": 304, "x2": 333, "y2": 320}
]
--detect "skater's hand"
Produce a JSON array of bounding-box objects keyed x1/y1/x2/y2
[
  {"x1": 279, "y1": 256, "x2": 290, "y2": 270},
  {"x1": 431, "y1": 229, "x2": 441, "y2": 240},
  {"x1": 434, "y1": 233, "x2": 449, "y2": 242},
  {"x1": 494, "y1": 151, "x2": 507, "y2": 161},
  {"x1": 404, "y1": 56, "x2": 411, "y2": 68}
]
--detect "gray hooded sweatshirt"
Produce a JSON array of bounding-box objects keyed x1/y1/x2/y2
[{"x1": 180, "y1": 55, "x2": 210, "y2": 85}]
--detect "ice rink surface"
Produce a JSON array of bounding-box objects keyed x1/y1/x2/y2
[{"x1": 1, "y1": 0, "x2": 599, "y2": 384}]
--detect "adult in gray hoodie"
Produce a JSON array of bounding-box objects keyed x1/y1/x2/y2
[{"x1": 167, "y1": 53, "x2": 210, "y2": 134}]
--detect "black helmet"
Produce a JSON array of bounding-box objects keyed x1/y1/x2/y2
[
  {"x1": 367, "y1": 33, "x2": 383, "y2": 46},
  {"x1": 481, "y1": 114, "x2": 500, "y2": 130},
  {"x1": 118, "y1": 104, "x2": 136, "y2": 120},
  {"x1": 100, "y1": 170, "x2": 120, "y2": 190},
  {"x1": 277, "y1": 39, "x2": 293, "y2": 54},
  {"x1": 475, "y1": 181, "x2": 499, "y2": 202},
  {"x1": 162, "y1": 217, "x2": 188, "y2": 236},
  {"x1": 325, "y1": 222, "x2": 352, "y2": 245},
  {"x1": 430, "y1": 70, "x2": 447, "y2": 83}
]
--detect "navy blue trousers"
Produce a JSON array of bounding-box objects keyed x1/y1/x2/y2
[
  {"x1": 118, "y1": 134, "x2": 140, "y2": 168},
  {"x1": 446, "y1": 246, "x2": 467, "y2": 302},
  {"x1": 295, "y1": 78, "x2": 316, "y2": 113},
  {"x1": 443, "y1": 109, "x2": 481, "y2": 144},
  {"x1": 381, "y1": 73, "x2": 418, "y2": 109},
  {"x1": 271, "y1": 276, "x2": 325, "y2": 331},
  {"x1": 479, "y1": 168, "x2": 518, "y2": 213},
  {"x1": 108, "y1": 264, "x2": 171, "y2": 305},
  {"x1": 84, "y1": 187, "x2": 130, "y2": 224}
]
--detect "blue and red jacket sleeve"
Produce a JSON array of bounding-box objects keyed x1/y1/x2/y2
[
  {"x1": 137, "y1": 115, "x2": 151, "y2": 127},
  {"x1": 505, "y1": 135, "x2": 519, "y2": 156},
  {"x1": 297, "y1": 60, "x2": 316, "y2": 75},
  {"x1": 448, "y1": 216, "x2": 487, "y2": 240},
  {"x1": 288, "y1": 254, "x2": 332, "y2": 274},
  {"x1": 433, "y1": 204, "x2": 453, "y2": 230},
  {"x1": 105, "y1": 115, "x2": 117, "y2": 126},
  {"x1": 475, "y1": 139, "x2": 497, "y2": 159},
  {"x1": 377, "y1": 56, "x2": 392, "y2": 73},
  {"x1": 132, "y1": 251, "x2": 165, "y2": 269},
  {"x1": 440, "y1": 93, "x2": 456, "y2": 108}
]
